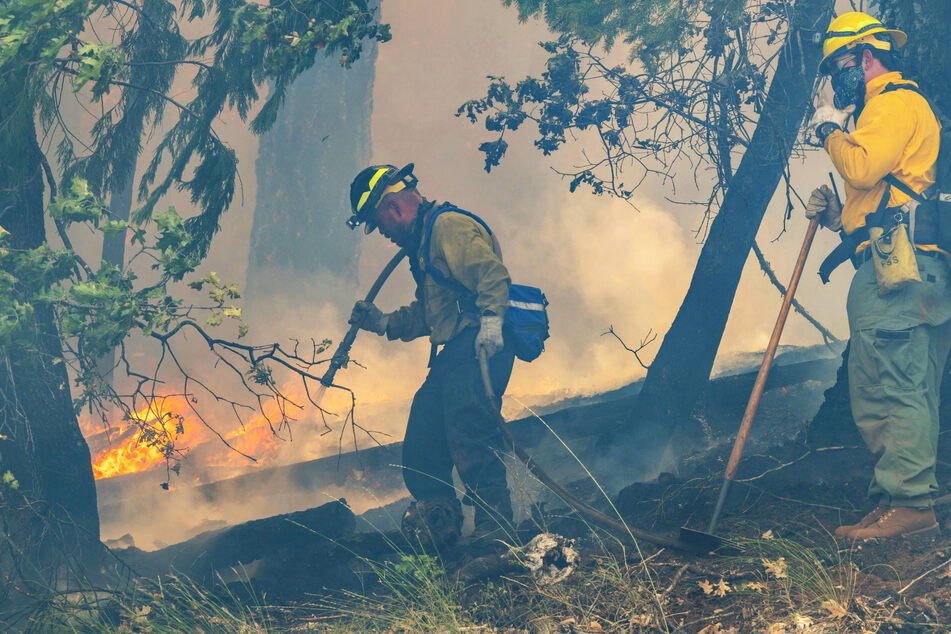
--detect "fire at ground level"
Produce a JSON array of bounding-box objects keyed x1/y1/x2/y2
[
  {"x1": 94, "y1": 344, "x2": 841, "y2": 550},
  {"x1": 90, "y1": 341, "x2": 951, "y2": 630}
]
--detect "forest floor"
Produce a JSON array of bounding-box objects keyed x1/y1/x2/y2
[{"x1": 19, "y1": 345, "x2": 951, "y2": 632}]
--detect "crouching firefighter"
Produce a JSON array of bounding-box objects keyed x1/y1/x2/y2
[
  {"x1": 806, "y1": 11, "x2": 951, "y2": 540},
  {"x1": 346, "y1": 163, "x2": 519, "y2": 546}
]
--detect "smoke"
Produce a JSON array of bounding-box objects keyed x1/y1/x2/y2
[
  {"x1": 98, "y1": 462, "x2": 409, "y2": 550},
  {"x1": 89, "y1": 0, "x2": 857, "y2": 547}
]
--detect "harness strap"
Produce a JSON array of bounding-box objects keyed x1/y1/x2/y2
[
  {"x1": 818, "y1": 181, "x2": 908, "y2": 283},
  {"x1": 818, "y1": 233, "x2": 859, "y2": 284},
  {"x1": 421, "y1": 204, "x2": 493, "y2": 317}
]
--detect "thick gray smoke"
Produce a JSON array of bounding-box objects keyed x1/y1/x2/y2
[{"x1": 93, "y1": 0, "x2": 855, "y2": 546}]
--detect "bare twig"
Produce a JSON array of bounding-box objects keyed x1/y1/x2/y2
[
  {"x1": 601, "y1": 326, "x2": 657, "y2": 369},
  {"x1": 898, "y1": 556, "x2": 951, "y2": 595}
]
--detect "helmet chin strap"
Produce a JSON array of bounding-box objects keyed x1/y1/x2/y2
[{"x1": 404, "y1": 198, "x2": 431, "y2": 250}]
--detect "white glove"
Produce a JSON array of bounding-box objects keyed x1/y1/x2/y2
[
  {"x1": 807, "y1": 102, "x2": 855, "y2": 147},
  {"x1": 474, "y1": 315, "x2": 504, "y2": 358},
  {"x1": 348, "y1": 300, "x2": 388, "y2": 336},
  {"x1": 805, "y1": 184, "x2": 842, "y2": 231}
]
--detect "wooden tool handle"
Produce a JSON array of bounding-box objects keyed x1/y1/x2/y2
[{"x1": 723, "y1": 216, "x2": 821, "y2": 480}]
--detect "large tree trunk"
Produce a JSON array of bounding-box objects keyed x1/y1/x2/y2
[
  {"x1": 597, "y1": 0, "x2": 834, "y2": 470},
  {"x1": 0, "y1": 76, "x2": 100, "y2": 598},
  {"x1": 246, "y1": 45, "x2": 377, "y2": 316}
]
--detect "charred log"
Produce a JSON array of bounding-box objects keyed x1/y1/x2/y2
[{"x1": 115, "y1": 500, "x2": 358, "y2": 596}]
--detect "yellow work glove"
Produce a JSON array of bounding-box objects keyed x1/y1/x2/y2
[
  {"x1": 805, "y1": 184, "x2": 842, "y2": 231},
  {"x1": 474, "y1": 315, "x2": 504, "y2": 358}
]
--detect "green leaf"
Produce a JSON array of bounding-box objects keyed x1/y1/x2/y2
[{"x1": 99, "y1": 219, "x2": 129, "y2": 238}]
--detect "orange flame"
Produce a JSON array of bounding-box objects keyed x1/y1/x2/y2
[
  {"x1": 80, "y1": 358, "x2": 585, "y2": 482},
  {"x1": 83, "y1": 386, "x2": 309, "y2": 480},
  {"x1": 88, "y1": 396, "x2": 186, "y2": 480}
]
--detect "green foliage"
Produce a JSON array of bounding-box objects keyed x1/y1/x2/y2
[
  {"x1": 48, "y1": 177, "x2": 110, "y2": 225},
  {"x1": 29, "y1": 573, "x2": 273, "y2": 633},
  {"x1": 462, "y1": 1, "x2": 791, "y2": 193},
  {"x1": 3, "y1": 0, "x2": 391, "y2": 260},
  {"x1": 2, "y1": 0, "x2": 391, "y2": 361},
  {"x1": 2, "y1": 180, "x2": 252, "y2": 419},
  {"x1": 327, "y1": 553, "x2": 471, "y2": 632},
  {"x1": 736, "y1": 534, "x2": 857, "y2": 612},
  {"x1": 73, "y1": 42, "x2": 123, "y2": 99},
  {"x1": 0, "y1": 227, "x2": 76, "y2": 346},
  {"x1": 503, "y1": 0, "x2": 744, "y2": 69},
  {"x1": 153, "y1": 207, "x2": 201, "y2": 281},
  {"x1": 247, "y1": 362, "x2": 273, "y2": 386},
  {"x1": 2, "y1": 470, "x2": 20, "y2": 490},
  {"x1": 0, "y1": 0, "x2": 105, "y2": 72}
]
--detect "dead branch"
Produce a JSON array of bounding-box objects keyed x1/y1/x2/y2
[
  {"x1": 750, "y1": 240, "x2": 839, "y2": 344},
  {"x1": 601, "y1": 326, "x2": 657, "y2": 369},
  {"x1": 898, "y1": 556, "x2": 951, "y2": 595}
]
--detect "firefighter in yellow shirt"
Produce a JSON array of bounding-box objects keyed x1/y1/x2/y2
[
  {"x1": 806, "y1": 12, "x2": 951, "y2": 540},
  {"x1": 346, "y1": 163, "x2": 515, "y2": 546}
]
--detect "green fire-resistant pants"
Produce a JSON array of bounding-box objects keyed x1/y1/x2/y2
[{"x1": 847, "y1": 252, "x2": 951, "y2": 508}]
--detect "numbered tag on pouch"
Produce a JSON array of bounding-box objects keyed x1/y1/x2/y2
[{"x1": 869, "y1": 224, "x2": 921, "y2": 296}]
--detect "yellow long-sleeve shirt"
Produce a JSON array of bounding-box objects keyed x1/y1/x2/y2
[
  {"x1": 385, "y1": 204, "x2": 511, "y2": 345},
  {"x1": 824, "y1": 72, "x2": 940, "y2": 250}
]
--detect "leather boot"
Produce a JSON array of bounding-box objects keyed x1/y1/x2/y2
[
  {"x1": 849, "y1": 506, "x2": 938, "y2": 540},
  {"x1": 834, "y1": 505, "x2": 889, "y2": 538}
]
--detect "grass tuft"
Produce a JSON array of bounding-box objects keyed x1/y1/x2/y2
[{"x1": 25, "y1": 571, "x2": 271, "y2": 633}]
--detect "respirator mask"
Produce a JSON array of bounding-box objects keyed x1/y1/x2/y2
[{"x1": 829, "y1": 52, "x2": 865, "y2": 110}]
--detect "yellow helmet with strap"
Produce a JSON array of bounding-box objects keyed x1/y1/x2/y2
[{"x1": 820, "y1": 11, "x2": 906, "y2": 75}]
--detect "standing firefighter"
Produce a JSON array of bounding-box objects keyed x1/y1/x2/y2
[
  {"x1": 807, "y1": 12, "x2": 951, "y2": 540},
  {"x1": 347, "y1": 163, "x2": 515, "y2": 545}
]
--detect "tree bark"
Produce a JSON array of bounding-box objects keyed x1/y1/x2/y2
[
  {"x1": 598, "y1": 0, "x2": 834, "y2": 465},
  {"x1": 0, "y1": 75, "x2": 100, "y2": 595},
  {"x1": 95, "y1": 163, "x2": 136, "y2": 384}
]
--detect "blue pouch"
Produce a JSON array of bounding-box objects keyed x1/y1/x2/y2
[{"x1": 422, "y1": 204, "x2": 550, "y2": 361}]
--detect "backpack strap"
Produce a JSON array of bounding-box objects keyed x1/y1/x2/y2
[
  {"x1": 422, "y1": 204, "x2": 492, "y2": 289},
  {"x1": 878, "y1": 82, "x2": 939, "y2": 204}
]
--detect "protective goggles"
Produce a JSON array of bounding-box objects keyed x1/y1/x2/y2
[{"x1": 829, "y1": 52, "x2": 859, "y2": 73}]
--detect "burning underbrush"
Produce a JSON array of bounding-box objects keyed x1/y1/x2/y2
[
  {"x1": 79, "y1": 381, "x2": 376, "y2": 484},
  {"x1": 38, "y1": 345, "x2": 950, "y2": 632},
  {"x1": 84, "y1": 372, "x2": 623, "y2": 550}
]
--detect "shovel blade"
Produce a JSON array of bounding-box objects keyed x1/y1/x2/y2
[{"x1": 679, "y1": 526, "x2": 743, "y2": 556}]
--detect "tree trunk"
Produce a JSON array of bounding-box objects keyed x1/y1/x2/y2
[
  {"x1": 597, "y1": 0, "x2": 834, "y2": 467},
  {"x1": 96, "y1": 164, "x2": 136, "y2": 383},
  {"x1": 0, "y1": 76, "x2": 100, "y2": 597},
  {"x1": 246, "y1": 46, "x2": 377, "y2": 315}
]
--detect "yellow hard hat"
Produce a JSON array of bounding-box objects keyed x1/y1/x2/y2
[{"x1": 819, "y1": 11, "x2": 906, "y2": 75}]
